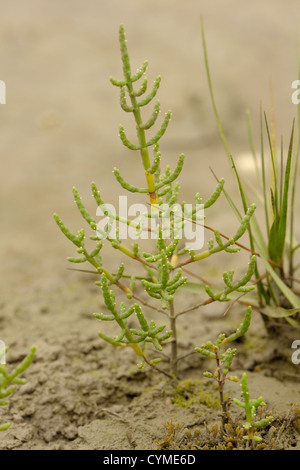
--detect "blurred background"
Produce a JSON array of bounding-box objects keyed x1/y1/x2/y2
[
  {"x1": 0, "y1": 0, "x2": 300, "y2": 299},
  {"x1": 1, "y1": 3, "x2": 300, "y2": 449}
]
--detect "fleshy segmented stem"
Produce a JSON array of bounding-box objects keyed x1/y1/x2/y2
[{"x1": 110, "y1": 25, "x2": 175, "y2": 207}]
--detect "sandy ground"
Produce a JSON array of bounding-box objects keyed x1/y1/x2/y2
[{"x1": 0, "y1": 0, "x2": 300, "y2": 450}]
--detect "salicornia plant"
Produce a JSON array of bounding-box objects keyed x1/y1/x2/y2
[
  {"x1": 54, "y1": 24, "x2": 257, "y2": 379},
  {"x1": 233, "y1": 373, "x2": 273, "y2": 447},
  {"x1": 201, "y1": 20, "x2": 300, "y2": 333},
  {"x1": 195, "y1": 306, "x2": 252, "y2": 429},
  {"x1": 0, "y1": 345, "x2": 36, "y2": 431}
]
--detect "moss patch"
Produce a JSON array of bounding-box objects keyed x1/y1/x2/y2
[
  {"x1": 173, "y1": 379, "x2": 220, "y2": 409},
  {"x1": 242, "y1": 335, "x2": 266, "y2": 354}
]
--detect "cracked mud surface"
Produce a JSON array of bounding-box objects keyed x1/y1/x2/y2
[{"x1": 1, "y1": 0, "x2": 300, "y2": 450}]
